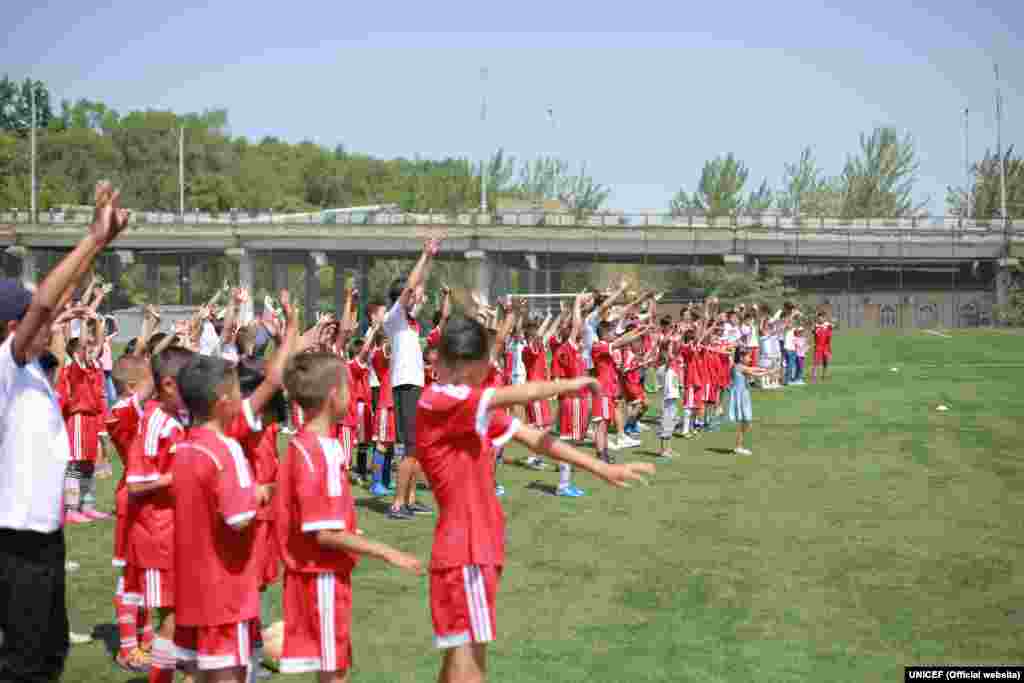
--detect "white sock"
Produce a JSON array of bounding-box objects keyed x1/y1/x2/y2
[
  {"x1": 151, "y1": 637, "x2": 177, "y2": 671},
  {"x1": 559, "y1": 464, "x2": 571, "y2": 489},
  {"x1": 682, "y1": 410, "x2": 692, "y2": 434}
]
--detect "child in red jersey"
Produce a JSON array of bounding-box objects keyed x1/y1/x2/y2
[
  {"x1": 811, "y1": 312, "x2": 833, "y2": 383},
  {"x1": 520, "y1": 316, "x2": 554, "y2": 471},
  {"x1": 589, "y1": 321, "x2": 649, "y2": 464},
  {"x1": 621, "y1": 335, "x2": 654, "y2": 436},
  {"x1": 58, "y1": 334, "x2": 108, "y2": 524},
  {"x1": 368, "y1": 340, "x2": 397, "y2": 497},
  {"x1": 107, "y1": 354, "x2": 156, "y2": 672},
  {"x1": 347, "y1": 325, "x2": 379, "y2": 486},
  {"x1": 170, "y1": 355, "x2": 260, "y2": 683},
  {"x1": 276, "y1": 352, "x2": 423, "y2": 681},
  {"x1": 125, "y1": 346, "x2": 194, "y2": 683},
  {"x1": 417, "y1": 315, "x2": 654, "y2": 683}
]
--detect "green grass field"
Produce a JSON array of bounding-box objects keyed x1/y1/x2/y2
[{"x1": 60, "y1": 329, "x2": 1024, "y2": 682}]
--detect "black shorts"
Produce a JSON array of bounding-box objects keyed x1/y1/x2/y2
[
  {"x1": 392, "y1": 384, "x2": 422, "y2": 456},
  {"x1": 0, "y1": 528, "x2": 69, "y2": 683}
]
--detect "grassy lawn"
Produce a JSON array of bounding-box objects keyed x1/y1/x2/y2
[{"x1": 61, "y1": 329, "x2": 1024, "y2": 682}]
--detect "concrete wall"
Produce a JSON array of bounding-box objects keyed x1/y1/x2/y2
[{"x1": 804, "y1": 290, "x2": 994, "y2": 329}]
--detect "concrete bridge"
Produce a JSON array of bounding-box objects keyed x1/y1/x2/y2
[{"x1": 2, "y1": 209, "x2": 1022, "y2": 329}]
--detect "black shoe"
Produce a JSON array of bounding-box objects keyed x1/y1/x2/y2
[
  {"x1": 256, "y1": 664, "x2": 274, "y2": 679},
  {"x1": 606, "y1": 453, "x2": 617, "y2": 465},
  {"x1": 405, "y1": 503, "x2": 433, "y2": 515},
  {"x1": 387, "y1": 506, "x2": 414, "y2": 520}
]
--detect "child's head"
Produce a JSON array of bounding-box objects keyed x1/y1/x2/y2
[
  {"x1": 146, "y1": 332, "x2": 169, "y2": 357},
  {"x1": 349, "y1": 338, "x2": 365, "y2": 358},
  {"x1": 597, "y1": 320, "x2": 614, "y2": 341},
  {"x1": 177, "y1": 355, "x2": 241, "y2": 426},
  {"x1": 659, "y1": 315, "x2": 672, "y2": 330},
  {"x1": 66, "y1": 336, "x2": 82, "y2": 361},
  {"x1": 236, "y1": 324, "x2": 257, "y2": 358},
  {"x1": 284, "y1": 352, "x2": 348, "y2": 423},
  {"x1": 112, "y1": 354, "x2": 151, "y2": 397},
  {"x1": 524, "y1": 318, "x2": 539, "y2": 341},
  {"x1": 438, "y1": 315, "x2": 492, "y2": 386},
  {"x1": 733, "y1": 346, "x2": 749, "y2": 364},
  {"x1": 151, "y1": 347, "x2": 195, "y2": 412}
]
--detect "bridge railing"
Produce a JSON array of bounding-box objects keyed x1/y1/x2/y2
[{"x1": 2, "y1": 208, "x2": 1023, "y2": 232}]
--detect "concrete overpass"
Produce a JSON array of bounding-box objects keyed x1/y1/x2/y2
[{"x1": 2, "y1": 209, "x2": 1022, "y2": 329}]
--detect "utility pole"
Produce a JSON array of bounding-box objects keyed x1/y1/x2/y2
[
  {"x1": 179, "y1": 126, "x2": 185, "y2": 217},
  {"x1": 30, "y1": 81, "x2": 36, "y2": 222},
  {"x1": 996, "y1": 64, "x2": 1008, "y2": 227},
  {"x1": 963, "y1": 107, "x2": 971, "y2": 220},
  {"x1": 480, "y1": 66, "x2": 488, "y2": 214}
]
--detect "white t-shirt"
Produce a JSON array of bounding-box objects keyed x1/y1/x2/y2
[
  {"x1": 0, "y1": 337, "x2": 69, "y2": 533},
  {"x1": 509, "y1": 338, "x2": 527, "y2": 381},
  {"x1": 581, "y1": 311, "x2": 599, "y2": 370},
  {"x1": 383, "y1": 301, "x2": 424, "y2": 388},
  {"x1": 662, "y1": 366, "x2": 681, "y2": 400},
  {"x1": 199, "y1": 320, "x2": 220, "y2": 357}
]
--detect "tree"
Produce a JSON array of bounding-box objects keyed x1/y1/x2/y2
[
  {"x1": 777, "y1": 147, "x2": 822, "y2": 215},
  {"x1": 513, "y1": 156, "x2": 609, "y2": 214},
  {"x1": 680, "y1": 154, "x2": 750, "y2": 218},
  {"x1": 840, "y1": 127, "x2": 922, "y2": 218},
  {"x1": 946, "y1": 146, "x2": 1024, "y2": 222},
  {"x1": 745, "y1": 179, "x2": 774, "y2": 213}
]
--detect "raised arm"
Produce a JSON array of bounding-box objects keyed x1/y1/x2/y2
[
  {"x1": 489, "y1": 376, "x2": 599, "y2": 410},
  {"x1": 398, "y1": 237, "x2": 442, "y2": 310},
  {"x1": 247, "y1": 290, "x2": 298, "y2": 416},
  {"x1": 14, "y1": 181, "x2": 129, "y2": 365}
]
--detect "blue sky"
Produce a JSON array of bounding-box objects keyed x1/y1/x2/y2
[{"x1": 3, "y1": 0, "x2": 1022, "y2": 214}]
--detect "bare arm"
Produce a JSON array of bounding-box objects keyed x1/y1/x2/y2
[
  {"x1": 512, "y1": 424, "x2": 654, "y2": 488},
  {"x1": 315, "y1": 530, "x2": 423, "y2": 575},
  {"x1": 399, "y1": 238, "x2": 442, "y2": 310},
  {"x1": 128, "y1": 473, "x2": 173, "y2": 496},
  {"x1": 489, "y1": 377, "x2": 599, "y2": 410},
  {"x1": 247, "y1": 290, "x2": 298, "y2": 416}
]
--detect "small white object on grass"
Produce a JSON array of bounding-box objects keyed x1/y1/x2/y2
[
  {"x1": 936, "y1": 404, "x2": 949, "y2": 412},
  {"x1": 890, "y1": 367, "x2": 899, "y2": 372}
]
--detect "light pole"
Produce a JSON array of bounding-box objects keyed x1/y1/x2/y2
[
  {"x1": 480, "y1": 67, "x2": 488, "y2": 214},
  {"x1": 179, "y1": 126, "x2": 185, "y2": 217},
  {"x1": 30, "y1": 81, "x2": 36, "y2": 222}
]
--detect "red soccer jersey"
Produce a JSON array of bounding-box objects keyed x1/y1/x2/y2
[
  {"x1": 172, "y1": 427, "x2": 259, "y2": 627},
  {"x1": 814, "y1": 324, "x2": 833, "y2": 351},
  {"x1": 370, "y1": 348, "x2": 394, "y2": 409},
  {"x1": 58, "y1": 360, "x2": 106, "y2": 417},
  {"x1": 106, "y1": 394, "x2": 144, "y2": 473},
  {"x1": 426, "y1": 326, "x2": 442, "y2": 349},
  {"x1": 347, "y1": 359, "x2": 371, "y2": 405},
  {"x1": 424, "y1": 364, "x2": 438, "y2": 389},
  {"x1": 590, "y1": 340, "x2": 619, "y2": 396},
  {"x1": 275, "y1": 430, "x2": 359, "y2": 575},
  {"x1": 248, "y1": 422, "x2": 280, "y2": 521},
  {"x1": 125, "y1": 402, "x2": 187, "y2": 570},
  {"x1": 620, "y1": 348, "x2": 643, "y2": 388},
  {"x1": 521, "y1": 339, "x2": 549, "y2": 382},
  {"x1": 416, "y1": 384, "x2": 519, "y2": 569}
]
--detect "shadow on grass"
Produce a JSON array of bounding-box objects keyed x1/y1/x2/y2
[
  {"x1": 706, "y1": 448, "x2": 735, "y2": 455},
  {"x1": 92, "y1": 622, "x2": 118, "y2": 657},
  {"x1": 525, "y1": 481, "x2": 558, "y2": 496},
  {"x1": 354, "y1": 497, "x2": 394, "y2": 514}
]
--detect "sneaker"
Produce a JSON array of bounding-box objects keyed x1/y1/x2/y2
[
  {"x1": 82, "y1": 509, "x2": 112, "y2": 521},
  {"x1": 405, "y1": 503, "x2": 433, "y2": 515},
  {"x1": 369, "y1": 483, "x2": 390, "y2": 497},
  {"x1": 657, "y1": 451, "x2": 676, "y2": 459},
  {"x1": 115, "y1": 648, "x2": 151, "y2": 674},
  {"x1": 65, "y1": 560, "x2": 80, "y2": 573},
  {"x1": 733, "y1": 447, "x2": 752, "y2": 456},
  {"x1": 525, "y1": 457, "x2": 546, "y2": 471},
  {"x1": 606, "y1": 452, "x2": 617, "y2": 465},
  {"x1": 621, "y1": 436, "x2": 642, "y2": 448},
  {"x1": 387, "y1": 506, "x2": 414, "y2": 520},
  {"x1": 608, "y1": 439, "x2": 624, "y2": 451},
  {"x1": 69, "y1": 631, "x2": 92, "y2": 645},
  {"x1": 65, "y1": 511, "x2": 92, "y2": 524},
  {"x1": 556, "y1": 485, "x2": 583, "y2": 497},
  {"x1": 740, "y1": 447, "x2": 753, "y2": 455},
  {"x1": 495, "y1": 485, "x2": 505, "y2": 497},
  {"x1": 569, "y1": 485, "x2": 586, "y2": 496},
  {"x1": 636, "y1": 423, "x2": 650, "y2": 432}
]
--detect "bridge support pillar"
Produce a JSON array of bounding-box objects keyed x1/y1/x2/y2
[
  {"x1": 356, "y1": 254, "x2": 370, "y2": 333},
  {"x1": 996, "y1": 257, "x2": 1019, "y2": 321},
  {"x1": 5, "y1": 246, "x2": 38, "y2": 284},
  {"x1": 145, "y1": 257, "x2": 160, "y2": 304},
  {"x1": 305, "y1": 254, "x2": 321, "y2": 315},
  {"x1": 723, "y1": 254, "x2": 758, "y2": 275},
  {"x1": 179, "y1": 254, "x2": 192, "y2": 306},
  {"x1": 465, "y1": 249, "x2": 494, "y2": 306}
]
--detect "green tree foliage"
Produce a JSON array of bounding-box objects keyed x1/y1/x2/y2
[
  {"x1": 777, "y1": 146, "x2": 822, "y2": 215},
  {"x1": 670, "y1": 154, "x2": 751, "y2": 218},
  {"x1": 840, "y1": 127, "x2": 922, "y2": 218},
  {"x1": 946, "y1": 146, "x2": 1024, "y2": 222},
  {"x1": 513, "y1": 156, "x2": 609, "y2": 213}
]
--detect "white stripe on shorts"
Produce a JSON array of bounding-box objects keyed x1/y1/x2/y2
[
  {"x1": 317, "y1": 573, "x2": 336, "y2": 670},
  {"x1": 462, "y1": 565, "x2": 493, "y2": 643}
]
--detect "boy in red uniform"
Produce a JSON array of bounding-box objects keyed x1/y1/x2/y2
[
  {"x1": 589, "y1": 322, "x2": 649, "y2": 464},
  {"x1": 811, "y1": 312, "x2": 833, "y2": 383},
  {"x1": 346, "y1": 325, "x2": 378, "y2": 486},
  {"x1": 171, "y1": 354, "x2": 259, "y2": 683},
  {"x1": 125, "y1": 346, "x2": 194, "y2": 683},
  {"x1": 417, "y1": 315, "x2": 654, "y2": 683},
  {"x1": 58, "y1": 335, "x2": 109, "y2": 523},
  {"x1": 107, "y1": 354, "x2": 155, "y2": 672},
  {"x1": 276, "y1": 352, "x2": 423, "y2": 681},
  {"x1": 368, "y1": 341, "x2": 397, "y2": 497}
]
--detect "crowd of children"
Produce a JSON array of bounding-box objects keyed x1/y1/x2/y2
[{"x1": 37, "y1": 193, "x2": 837, "y2": 683}]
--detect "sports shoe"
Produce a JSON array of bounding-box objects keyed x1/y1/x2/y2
[
  {"x1": 387, "y1": 506, "x2": 414, "y2": 520},
  {"x1": 65, "y1": 511, "x2": 92, "y2": 524},
  {"x1": 733, "y1": 447, "x2": 752, "y2": 456},
  {"x1": 65, "y1": 560, "x2": 80, "y2": 573},
  {"x1": 569, "y1": 485, "x2": 586, "y2": 496},
  {"x1": 405, "y1": 503, "x2": 433, "y2": 515},
  {"x1": 82, "y1": 509, "x2": 112, "y2": 521},
  {"x1": 619, "y1": 436, "x2": 642, "y2": 448},
  {"x1": 369, "y1": 483, "x2": 390, "y2": 497},
  {"x1": 556, "y1": 485, "x2": 583, "y2": 497},
  {"x1": 657, "y1": 451, "x2": 676, "y2": 459},
  {"x1": 525, "y1": 457, "x2": 546, "y2": 471},
  {"x1": 608, "y1": 439, "x2": 624, "y2": 451},
  {"x1": 69, "y1": 631, "x2": 93, "y2": 645},
  {"x1": 495, "y1": 485, "x2": 505, "y2": 497},
  {"x1": 115, "y1": 648, "x2": 151, "y2": 673}
]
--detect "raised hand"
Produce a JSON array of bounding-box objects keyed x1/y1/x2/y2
[
  {"x1": 599, "y1": 462, "x2": 656, "y2": 489},
  {"x1": 425, "y1": 236, "x2": 442, "y2": 256},
  {"x1": 89, "y1": 181, "x2": 131, "y2": 246}
]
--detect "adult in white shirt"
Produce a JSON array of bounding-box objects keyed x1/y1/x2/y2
[
  {"x1": 581, "y1": 280, "x2": 629, "y2": 370},
  {"x1": 0, "y1": 182, "x2": 130, "y2": 682},
  {"x1": 382, "y1": 238, "x2": 440, "y2": 520}
]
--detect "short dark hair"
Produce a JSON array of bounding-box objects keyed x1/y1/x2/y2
[
  {"x1": 659, "y1": 316, "x2": 672, "y2": 327},
  {"x1": 597, "y1": 320, "x2": 615, "y2": 337},
  {"x1": 439, "y1": 315, "x2": 490, "y2": 365},
  {"x1": 388, "y1": 277, "x2": 407, "y2": 305},
  {"x1": 146, "y1": 333, "x2": 169, "y2": 356},
  {"x1": 151, "y1": 346, "x2": 195, "y2": 386},
  {"x1": 66, "y1": 337, "x2": 81, "y2": 357},
  {"x1": 112, "y1": 354, "x2": 145, "y2": 395},
  {"x1": 178, "y1": 355, "x2": 235, "y2": 423},
  {"x1": 284, "y1": 352, "x2": 345, "y2": 412}
]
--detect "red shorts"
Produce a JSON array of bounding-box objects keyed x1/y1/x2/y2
[
  {"x1": 707, "y1": 386, "x2": 720, "y2": 404},
  {"x1": 252, "y1": 518, "x2": 280, "y2": 589},
  {"x1": 175, "y1": 619, "x2": 258, "y2": 671},
  {"x1": 558, "y1": 396, "x2": 587, "y2": 441},
  {"x1": 814, "y1": 348, "x2": 832, "y2": 363},
  {"x1": 355, "y1": 402, "x2": 372, "y2": 444},
  {"x1": 750, "y1": 347, "x2": 759, "y2": 365},
  {"x1": 280, "y1": 571, "x2": 352, "y2": 674},
  {"x1": 622, "y1": 382, "x2": 645, "y2": 403},
  {"x1": 67, "y1": 413, "x2": 102, "y2": 462},
  {"x1": 126, "y1": 566, "x2": 174, "y2": 609},
  {"x1": 684, "y1": 386, "x2": 702, "y2": 410},
  {"x1": 590, "y1": 395, "x2": 613, "y2": 423},
  {"x1": 525, "y1": 399, "x2": 552, "y2": 429},
  {"x1": 113, "y1": 484, "x2": 129, "y2": 567},
  {"x1": 430, "y1": 565, "x2": 502, "y2": 649},
  {"x1": 374, "y1": 407, "x2": 396, "y2": 445}
]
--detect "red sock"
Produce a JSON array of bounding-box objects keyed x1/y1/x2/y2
[
  {"x1": 138, "y1": 607, "x2": 154, "y2": 650},
  {"x1": 115, "y1": 594, "x2": 138, "y2": 657}
]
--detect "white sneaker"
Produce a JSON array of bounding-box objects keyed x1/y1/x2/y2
[
  {"x1": 734, "y1": 447, "x2": 752, "y2": 455},
  {"x1": 620, "y1": 436, "x2": 642, "y2": 448},
  {"x1": 636, "y1": 423, "x2": 650, "y2": 432},
  {"x1": 608, "y1": 439, "x2": 624, "y2": 451}
]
